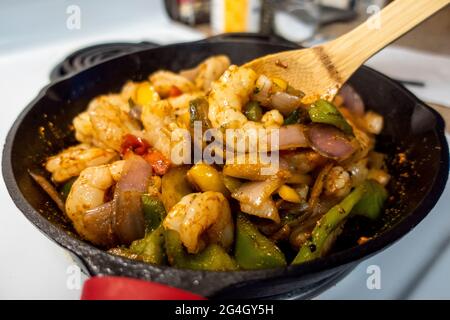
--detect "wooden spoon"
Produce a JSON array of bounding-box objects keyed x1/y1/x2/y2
[{"x1": 244, "y1": 0, "x2": 449, "y2": 104}]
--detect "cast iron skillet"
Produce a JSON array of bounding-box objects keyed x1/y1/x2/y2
[{"x1": 2, "y1": 34, "x2": 449, "y2": 299}]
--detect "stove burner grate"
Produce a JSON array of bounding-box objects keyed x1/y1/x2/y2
[{"x1": 50, "y1": 41, "x2": 158, "y2": 81}]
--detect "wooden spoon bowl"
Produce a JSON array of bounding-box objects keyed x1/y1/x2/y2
[{"x1": 244, "y1": 0, "x2": 449, "y2": 103}]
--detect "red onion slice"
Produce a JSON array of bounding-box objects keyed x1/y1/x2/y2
[
  {"x1": 339, "y1": 84, "x2": 365, "y2": 116},
  {"x1": 112, "y1": 154, "x2": 152, "y2": 244},
  {"x1": 278, "y1": 124, "x2": 309, "y2": 150},
  {"x1": 232, "y1": 178, "x2": 282, "y2": 223},
  {"x1": 83, "y1": 201, "x2": 116, "y2": 247},
  {"x1": 307, "y1": 124, "x2": 355, "y2": 160},
  {"x1": 29, "y1": 171, "x2": 65, "y2": 213},
  {"x1": 252, "y1": 75, "x2": 272, "y2": 105},
  {"x1": 270, "y1": 92, "x2": 302, "y2": 116}
]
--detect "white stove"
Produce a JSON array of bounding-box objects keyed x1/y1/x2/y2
[{"x1": 1, "y1": 0, "x2": 449, "y2": 300}]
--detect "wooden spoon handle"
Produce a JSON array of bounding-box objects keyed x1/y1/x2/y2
[{"x1": 324, "y1": 0, "x2": 449, "y2": 82}]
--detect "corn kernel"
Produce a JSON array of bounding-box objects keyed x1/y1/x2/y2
[
  {"x1": 278, "y1": 185, "x2": 301, "y2": 203},
  {"x1": 272, "y1": 77, "x2": 288, "y2": 91},
  {"x1": 187, "y1": 163, "x2": 228, "y2": 195},
  {"x1": 135, "y1": 81, "x2": 159, "y2": 106}
]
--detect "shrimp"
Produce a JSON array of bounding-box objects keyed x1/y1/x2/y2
[
  {"x1": 208, "y1": 65, "x2": 258, "y2": 129},
  {"x1": 149, "y1": 70, "x2": 196, "y2": 98},
  {"x1": 65, "y1": 161, "x2": 124, "y2": 244},
  {"x1": 73, "y1": 96, "x2": 140, "y2": 151},
  {"x1": 194, "y1": 55, "x2": 231, "y2": 92},
  {"x1": 141, "y1": 100, "x2": 175, "y2": 159},
  {"x1": 73, "y1": 111, "x2": 94, "y2": 144},
  {"x1": 88, "y1": 94, "x2": 130, "y2": 113},
  {"x1": 180, "y1": 55, "x2": 231, "y2": 92},
  {"x1": 141, "y1": 91, "x2": 203, "y2": 159},
  {"x1": 120, "y1": 81, "x2": 138, "y2": 102},
  {"x1": 74, "y1": 103, "x2": 140, "y2": 152},
  {"x1": 45, "y1": 144, "x2": 118, "y2": 183},
  {"x1": 90, "y1": 102, "x2": 140, "y2": 151},
  {"x1": 163, "y1": 191, "x2": 233, "y2": 254}
]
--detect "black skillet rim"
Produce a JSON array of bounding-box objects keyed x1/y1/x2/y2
[{"x1": 2, "y1": 37, "x2": 449, "y2": 296}]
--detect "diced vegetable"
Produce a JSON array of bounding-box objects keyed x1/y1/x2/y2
[
  {"x1": 235, "y1": 214, "x2": 286, "y2": 269},
  {"x1": 29, "y1": 171, "x2": 66, "y2": 213},
  {"x1": 60, "y1": 177, "x2": 76, "y2": 200},
  {"x1": 307, "y1": 124, "x2": 355, "y2": 160},
  {"x1": 278, "y1": 124, "x2": 309, "y2": 150},
  {"x1": 278, "y1": 185, "x2": 301, "y2": 203},
  {"x1": 252, "y1": 75, "x2": 272, "y2": 105},
  {"x1": 143, "y1": 149, "x2": 171, "y2": 176},
  {"x1": 272, "y1": 77, "x2": 287, "y2": 91},
  {"x1": 243, "y1": 101, "x2": 263, "y2": 122},
  {"x1": 161, "y1": 166, "x2": 193, "y2": 212},
  {"x1": 283, "y1": 108, "x2": 309, "y2": 125},
  {"x1": 223, "y1": 163, "x2": 281, "y2": 181},
  {"x1": 308, "y1": 163, "x2": 333, "y2": 210},
  {"x1": 283, "y1": 109, "x2": 299, "y2": 125},
  {"x1": 169, "y1": 85, "x2": 182, "y2": 97},
  {"x1": 338, "y1": 84, "x2": 365, "y2": 116},
  {"x1": 141, "y1": 194, "x2": 166, "y2": 233},
  {"x1": 186, "y1": 163, "x2": 228, "y2": 195},
  {"x1": 165, "y1": 229, "x2": 238, "y2": 271},
  {"x1": 367, "y1": 169, "x2": 391, "y2": 186},
  {"x1": 129, "y1": 225, "x2": 166, "y2": 264},
  {"x1": 308, "y1": 99, "x2": 354, "y2": 135},
  {"x1": 293, "y1": 183, "x2": 367, "y2": 264},
  {"x1": 286, "y1": 85, "x2": 305, "y2": 98},
  {"x1": 113, "y1": 154, "x2": 152, "y2": 245},
  {"x1": 351, "y1": 180, "x2": 387, "y2": 220},
  {"x1": 134, "y1": 82, "x2": 159, "y2": 106},
  {"x1": 121, "y1": 134, "x2": 150, "y2": 156},
  {"x1": 222, "y1": 175, "x2": 243, "y2": 193},
  {"x1": 189, "y1": 97, "x2": 211, "y2": 129},
  {"x1": 286, "y1": 173, "x2": 312, "y2": 185},
  {"x1": 232, "y1": 178, "x2": 283, "y2": 223},
  {"x1": 271, "y1": 92, "x2": 302, "y2": 116},
  {"x1": 109, "y1": 225, "x2": 166, "y2": 265}
]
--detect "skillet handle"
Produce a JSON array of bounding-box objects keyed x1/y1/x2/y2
[{"x1": 81, "y1": 276, "x2": 206, "y2": 300}]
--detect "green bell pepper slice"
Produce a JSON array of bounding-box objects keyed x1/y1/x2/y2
[
  {"x1": 292, "y1": 183, "x2": 367, "y2": 264},
  {"x1": 308, "y1": 99, "x2": 353, "y2": 135},
  {"x1": 283, "y1": 108, "x2": 309, "y2": 125},
  {"x1": 165, "y1": 229, "x2": 238, "y2": 271},
  {"x1": 129, "y1": 225, "x2": 166, "y2": 264},
  {"x1": 189, "y1": 97, "x2": 211, "y2": 129},
  {"x1": 109, "y1": 225, "x2": 166, "y2": 265},
  {"x1": 235, "y1": 213, "x2": 286, "y2": 269},
  {"x1": 141, "y1": 194, "x2": 166, "y2": 233},
  {"x1": 351, "y1": 180, "x2": 388, "y2": 220},
  {"x1": 60, "y1": 177, "x2": 77, "y2": 200},
  {"x1": 243, "y1": 101, "x2": 263, "y2": 122}
]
